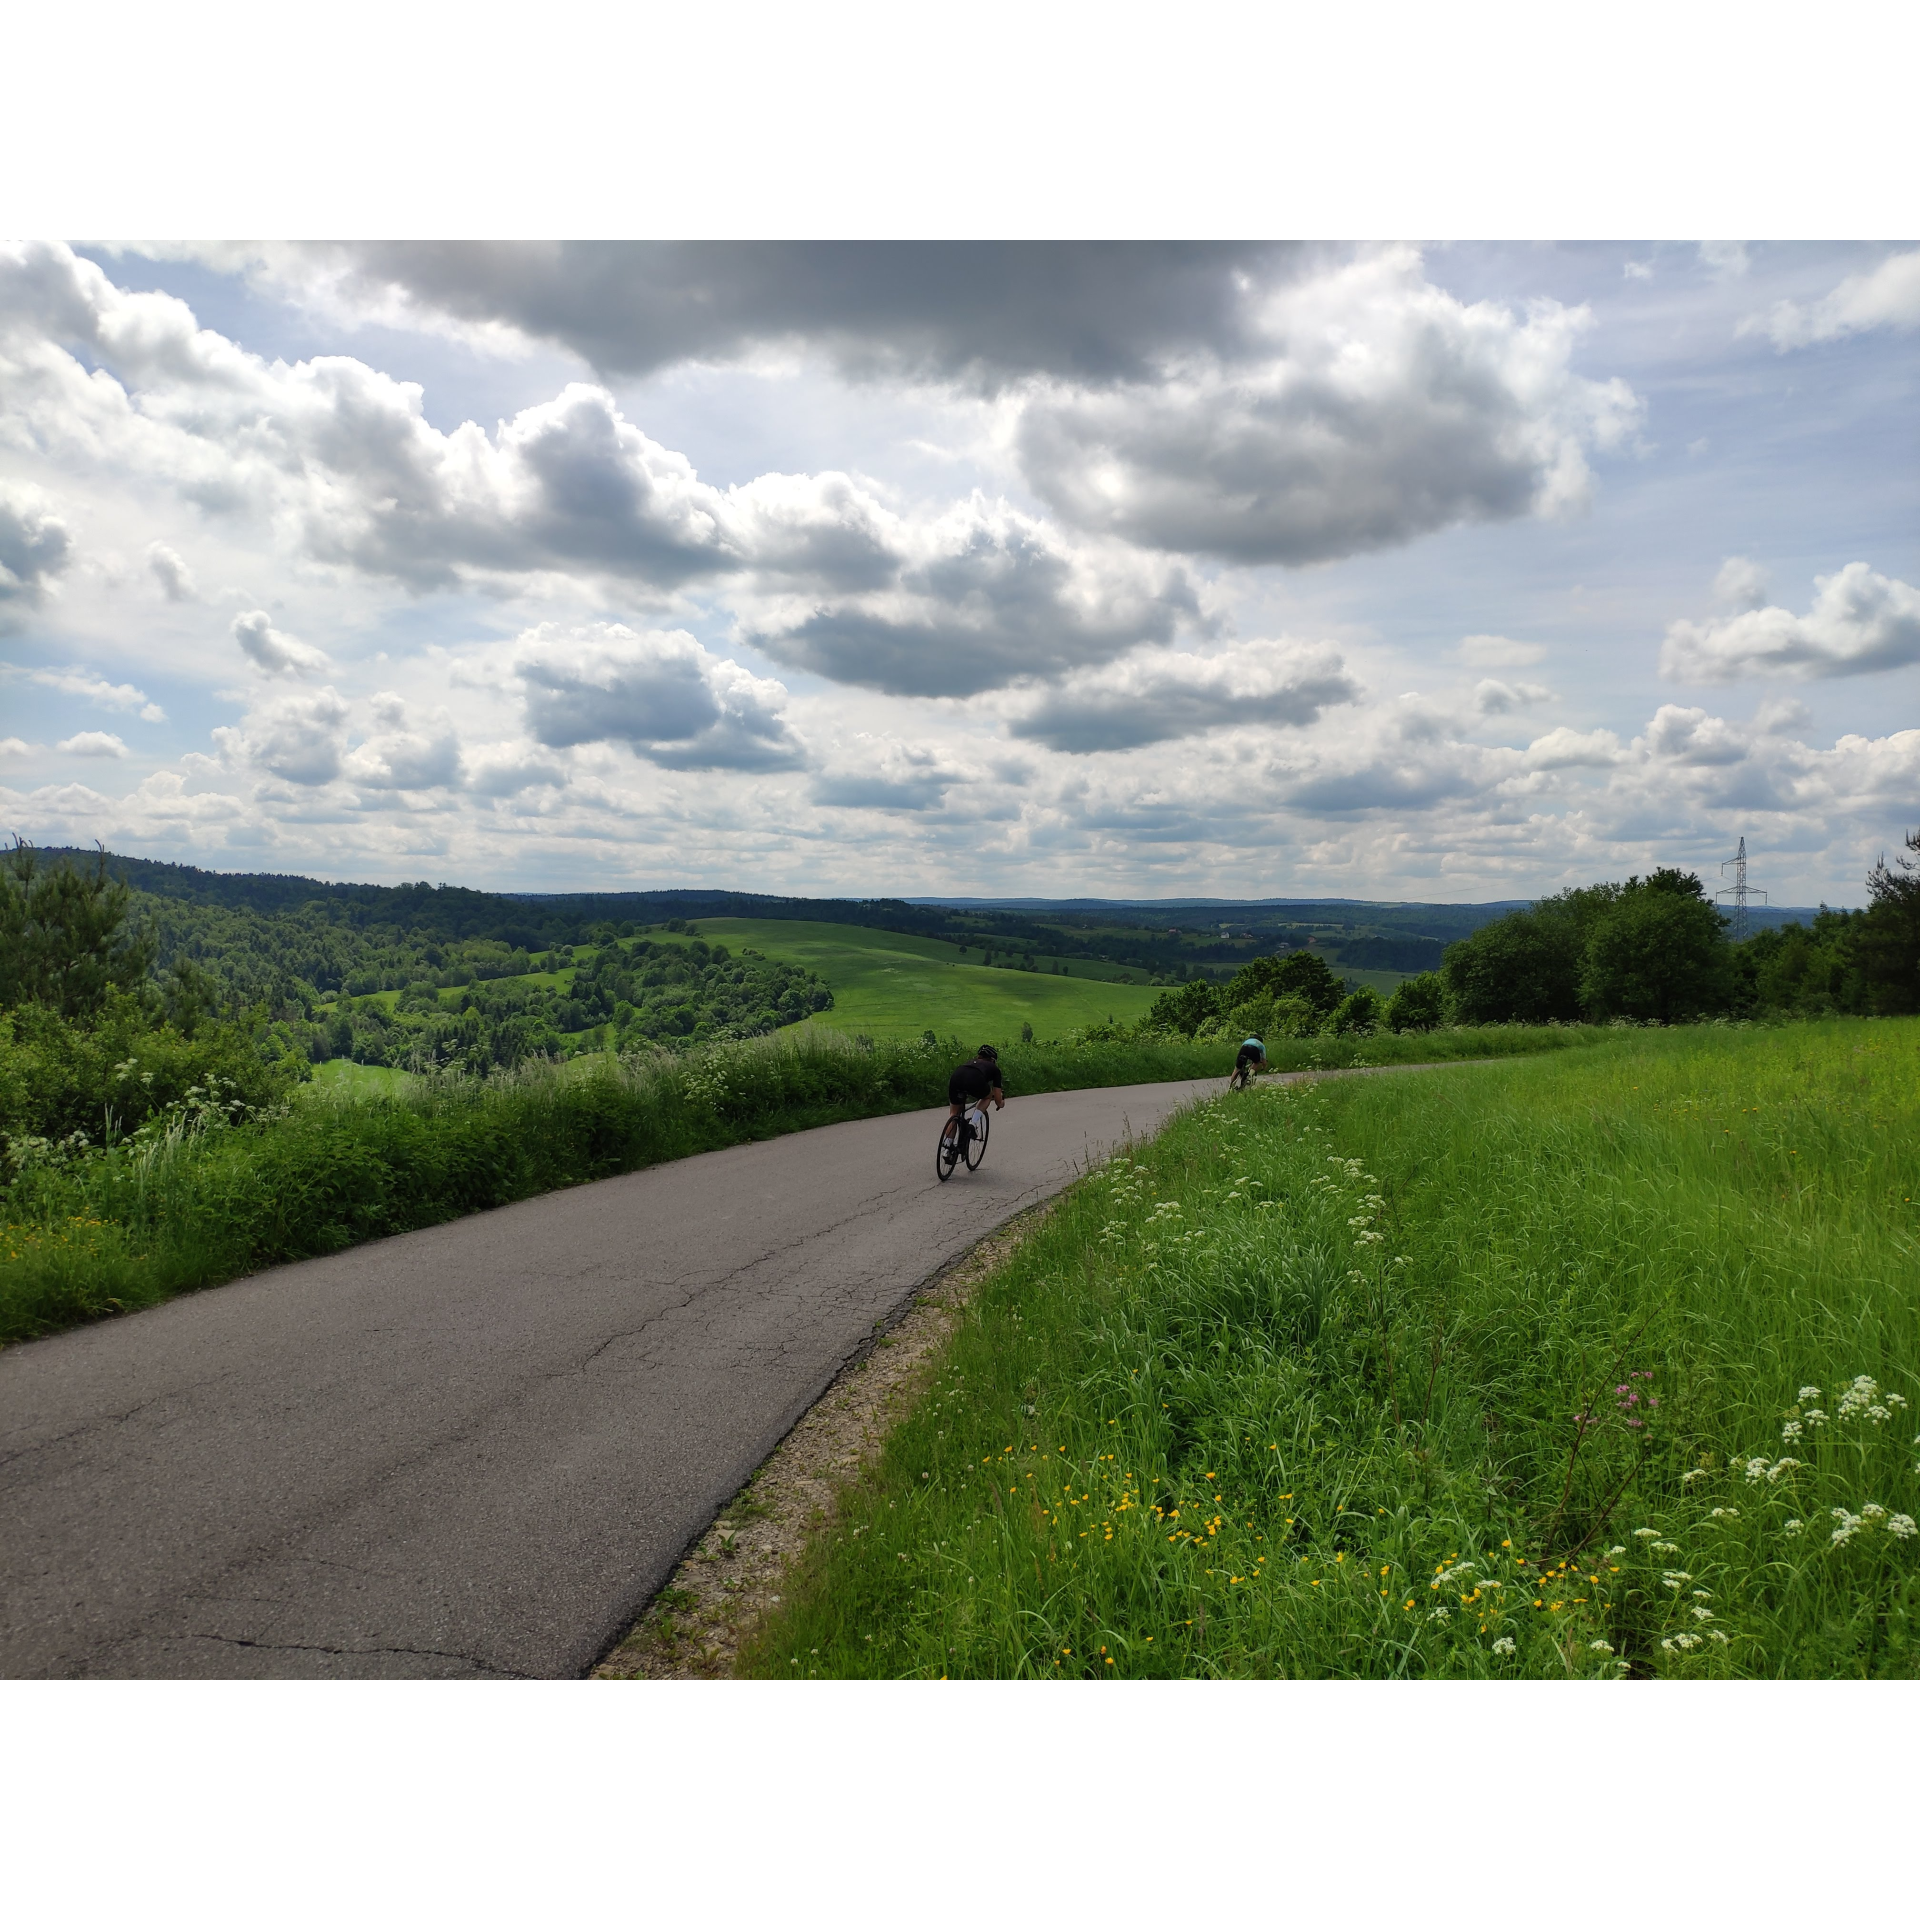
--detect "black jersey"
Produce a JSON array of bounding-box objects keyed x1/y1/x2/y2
[{"x1": 948, "y1": 1058, "x2": 1003, "y2": 1104}]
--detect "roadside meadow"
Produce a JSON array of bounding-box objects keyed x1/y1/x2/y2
[{"x1": 743, "y1": 1020, "x2": 1920, "y2": 1679}]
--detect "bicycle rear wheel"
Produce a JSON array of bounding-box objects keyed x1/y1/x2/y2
[
  {"x1": 965, "y1": 1105, "x2": 989, "y2": 1170},
  {"x1": 936, "y1": 1115, "x2": 962, "y2": 1182}
]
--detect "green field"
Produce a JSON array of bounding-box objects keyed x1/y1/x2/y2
[
  {"x1": 745, "y1": 1019, "x2": 1920, "y2": 1678},
  {"x1": 662, "y1": 918, "x2": 1166, "y2": 1043},
  {"x1": 307, "y1": 1058, "x2": 416, "y2": 1096}
]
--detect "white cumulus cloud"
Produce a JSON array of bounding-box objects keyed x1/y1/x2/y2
[
  {"x1": 1742, "y1": 249, "x2": 1920, "y2": 350},
  {"x1": 56, "y1": 729, "x2": 127, "y2": 757},
  {"x1": 1662, "y1": 563, "x2": 1920, "y2": 681}
]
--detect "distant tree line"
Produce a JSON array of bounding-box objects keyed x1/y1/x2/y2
[
  {"x1": 0, "y1": 844, "x2": 836, "y2": 1162},
  {"x1": 1144, "y1": 839, "x2": 1920, "y2": 1039}
]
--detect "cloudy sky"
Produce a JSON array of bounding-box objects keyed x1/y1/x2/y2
[{"x1": 2, "y1": 239, "x2": 1915, "y2": 903}]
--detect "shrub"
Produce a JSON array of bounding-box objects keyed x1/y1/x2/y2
[
  {"x1": 1385, "y1": 971, "x2": 1447, "y2": 1032},
  {"x1": 1329, "y1": 985, "x2": 1383, "y2": 1035}
]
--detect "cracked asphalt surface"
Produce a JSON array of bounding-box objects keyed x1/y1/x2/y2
[{"x1": 0, "y1": 1077, "x2": 1218, "y2": 1678}]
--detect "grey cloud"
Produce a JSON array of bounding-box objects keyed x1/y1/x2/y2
[
  {"x1": 464, "y1": 743, "x2": 568, "y2": 797},
  {"x1": 233, "y1": 609, "x2": 330, "y2": 676},
  {"x1": 235, "y1": 241, "x2": 1301, "y2": 388},
  {"x1": 0, "y1": 482, "x2": 73, "y2": 618},
  {"x1": 147, "y1": 541, "x2": 197, "y2": 601},
  {"x1": 214, "y1": 688, "x2": 350, "y2": 785},
  {"x1": 1474, "y1": 678, "x2": 1552, "y2": 715},
  {"x1": 809, "y1": 773, "x2": 947, "y2": 812},
  {"x1": 517, "y1": 624, "x2": 804, "y2": 772},
  {"x1": 1281, "y1": 759, "x2": 1482, "y2": 814},
  {"x1": 1015, "y1": 248, "x2": 1641, "y2": 565},
  {"x1": 1008, "y1": 643, "x2": 1358, "y2": 754},
  {"x1": 342, "y1": 696, "x2": 463, "y2": 791},
  {"x1": 739, "y1": 502, "x2": 1201, "y2": 698},
  {"x1": 1661, "y1": 563, "x2": 1920, "y2": 681},
  {"x1": 810, "y1": 739, "x2": 960, "y2": 812},
  {"x1": 1643, "y1": 705, "x2": 1748, "y2": 765}
]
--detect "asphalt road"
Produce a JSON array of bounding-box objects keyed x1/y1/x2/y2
[{"x1": 0, "y1": 1077, "x2": 1220, "y2": 1678}]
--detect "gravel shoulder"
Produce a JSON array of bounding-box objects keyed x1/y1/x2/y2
[{"x1": 594, "y1": 1206, "x2": 1050, "y2": 1679}]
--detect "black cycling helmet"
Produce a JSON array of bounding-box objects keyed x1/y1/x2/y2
[{"x1": 977, "y1": 1043, "x2": 999, "y2": 1061}]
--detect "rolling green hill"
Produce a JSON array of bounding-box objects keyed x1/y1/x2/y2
[{"x1": 659, "y1": 918, "x2": 1164, "y2": 1043}]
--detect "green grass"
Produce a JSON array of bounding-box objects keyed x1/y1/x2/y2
[
  {"x1": 0, "y1": 1029, "x2": 1236, "y2": 1344},
  {"x1": 743, "y1": 1019, "x2": 1920, "y2": 1679},
  {"x1": 657, "y1": 917, "x2": 1167, "y2": 1042},
  {"x1": 307, "y1": 1058, "x2": 416, "y2": 1096},
  {"x1": 0, "y1": 1020, "x2": 1619, "y2": 1347}
]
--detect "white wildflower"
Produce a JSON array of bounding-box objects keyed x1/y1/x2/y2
[
  {"x1": 1780, "y1": 1420, "x2": 1804, "y2": 1441},
  {"x1": 1491, "y1": 1637, "x2": 1516, "y2": 1656},
  {"x1": 1691, "y1": 1607, "x2": 1715, "y2": 1621},
  {"x1": 1797, "y1": 1385, "x2": 1822, "y2": 1403},
  {"x1": 1632, "y1": 1527, "x2": 1660, "y2": 1540},
  {"x1": 1783, "y1": 1518, "x2": 1804, "y2": 1536},
  {"x1": 1708, "y1": 1507, "x2": 1740, "y2": 1520},
  {"x1": 1744, "y1": 1458, "x2": 1771, "y2": 1482},
  {"x1": 1767, "y1": 1458, "x2": 1804, "y2": 1482},
  {"x1": 1709, "y1": 1630, "x2": 1728, "y2": 1644},
  {"x1": 1889, "y1": 1513, "x2": 1917, "y2": 1540},
  {"x1": 1589, "y1": 1639, "x2": 1614, "y2": 1654}
]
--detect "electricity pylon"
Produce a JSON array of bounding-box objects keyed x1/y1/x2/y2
[{"x1": 1718, "y1": 835, "x2": 1766, "y2": 941}]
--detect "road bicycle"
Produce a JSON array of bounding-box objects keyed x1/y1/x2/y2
[{"x1": 936, "y1": 1100, "x2": 989, "y2": 1181}]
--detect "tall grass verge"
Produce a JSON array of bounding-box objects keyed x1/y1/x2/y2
[
  {"x1": 742, "y1": 1019, "x2": 1920, "y2": 1678},
  {"x1": 0, "y1": 1019, "x2": 1629, "y2": 1346},
  {"x1": 0, "y1": 1027, "x2": 1220, "y2": 1342}
]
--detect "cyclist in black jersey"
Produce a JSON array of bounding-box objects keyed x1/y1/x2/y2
[{"x1": 947, "y1": 1045, "x2": 1004, "y2": 1139}]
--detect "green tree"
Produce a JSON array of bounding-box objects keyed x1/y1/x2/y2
[
  {"x1": 1144, "y1": 978, "x2": 1219, "y2": 1036},
  {"x1": 1329, "y1": 986, "x2": 1383, "y2": 1035},
  {"x1": 1441, "y1": 910, "x2": 1583, "y2": 1023},
  {"x1": 1385, "y1": 971, "x2": 1447, "y2": 1032},
  {"x1": 0, "y1": 842, "x2": 158, "y2": 1019},
  {"x1": 1858, "y1": 827, "x2": 1920, "y2": 1014},
  {"x1": 1227, "y1": 950, "x2": 1344, "y2": 1015},
  {"x1": 1578, "y1": 869, "x2": 1732, "y2": 1023},
  {"x1": 1731, "y1": 910, "x2": 1865, "y2": 1015}
]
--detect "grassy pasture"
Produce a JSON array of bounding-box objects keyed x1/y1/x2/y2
[
  {"x1": 744, "y1": 1019, "x2": 1920, "y2": 1678},
  {"x1": 657, "y1": 917, "x2": 1167, "y2": 1042}
]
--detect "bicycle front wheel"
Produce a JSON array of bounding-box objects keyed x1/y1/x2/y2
[
  {"x1": 937, "y1": 1115, "x2": 962, "y2": 1182},
  {"x1": 965, "y1": 1106, "x2": 989, "y2": 1170}
]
